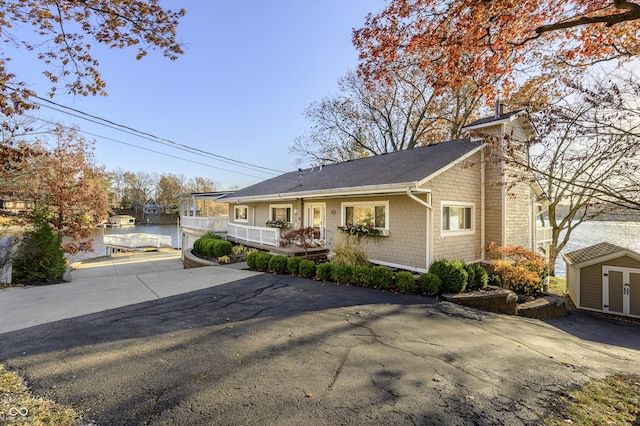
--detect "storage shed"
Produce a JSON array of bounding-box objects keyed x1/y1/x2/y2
[{"x1": 563, "y1": 242, "x2": 640, "y2": 318}]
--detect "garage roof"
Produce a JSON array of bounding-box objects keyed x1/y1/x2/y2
[{"x1": 563, "y1": 242, "x2": 640, "y2": 268}]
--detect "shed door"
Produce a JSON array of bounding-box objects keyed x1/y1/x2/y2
[{"x1": 603, "y1": 266, "x2": 640, "y2": 318}]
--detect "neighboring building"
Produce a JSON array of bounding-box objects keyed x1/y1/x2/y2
[
  {"x1": 0, "y1": 198, "x2": 35, "y2": 213},
  {"x1": 202, "y1": 108, "x2": 549, "y2": 273},
  {"x1": 563, "y1": 242, "x2": 640, "y2": 319}
]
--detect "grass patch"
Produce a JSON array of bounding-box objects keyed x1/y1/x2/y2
[
  {"x1": 545, "y1": 374, "x2": 640, "y2": 425},
  {"x1": 0, "y1": 364, "x2": 82, "y2": 425},
  {"x1": 548, "y1": 276, "x2": 566, "y2": 295}
]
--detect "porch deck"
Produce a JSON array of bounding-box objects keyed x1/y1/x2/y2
[{"x1": 226, "y1": 235, "x2": 329, "y2": 260}]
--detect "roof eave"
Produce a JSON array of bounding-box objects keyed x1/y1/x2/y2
[
  {"x1": 416, "y1": 143, "x2": 486, "y2": 187},
  {"x1": 224, "y1": 182, "x2": 422, "y2": 204}
]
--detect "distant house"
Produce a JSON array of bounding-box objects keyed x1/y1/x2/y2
[
  {"x1": 144, "y1": 198, "x2": 161, "y2": 216},
  {"x1": 208, "y1": 108, "x2": 549, "y2": 273},
  {"x1": 0, "y1": 198, "x2": 35, "y2": 213}
]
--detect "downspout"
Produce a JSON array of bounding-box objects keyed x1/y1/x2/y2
[
  {"x1": 481, "y1": 149, "x2": 486, "y2": 261},
  {"x1": 406, "y1": 187, "x2": 432, "y2": 269}
]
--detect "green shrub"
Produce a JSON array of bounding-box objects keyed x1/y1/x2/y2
[
  {"x1": 255, "y1": 252, "x2": 272, "y2": 272},
  {"x1": 429, "y1": 259, "x2": 468, "y2": 293},
  {"x1": 395, "y1": 271, "x2": 416, "y2": 293},
  {"x1": 331, "y1": 263, "x2": 355, "y2": 284},
  {"x1": 12, "y1": 213, "x2": 66, "y2": 284},
  {"x1": 466, "y1": 263, "x2": 489, "y2": 291},
  {"x1": 489, "y1": 274, "x2": 502, "y2": 287},
  {"x1": 268, "y1": 255, "x2": 288, "y2": 274},
  {"x1": 299, "y1": 259, "x2": 316, "y2": 279},
  {"x1": 444, "y1": 260, "x2": 468, "y2": 293},
  {"x1": 287, "y1": 257, "x2": 302, "y2": 275},
  {"x1": 418, "y1": 273, "x2": 442, "y2": 295},
  {"x1": 213, "y1": 240, "x2": 233, "y2": 258},
  {"x1": 246, "y1": 251, "x2": 259, "y2": 269},
  {"x1": 353, "y1": 266, "x2": 373, "y2": 287},
  {"x1": 370, "y1": 265, "x2": 394, "y2": 290},
  {"x1": 316, "y1": 262, "x2": 333, "y2": 281}
]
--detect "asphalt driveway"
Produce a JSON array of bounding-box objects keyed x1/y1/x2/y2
[{"x1": 1, "y1": 273, "x2": 640, "y2": 425}]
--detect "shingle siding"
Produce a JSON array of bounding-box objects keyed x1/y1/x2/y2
[{"x1": 430, "y1": 152, "x2": 483, "y2": 262}]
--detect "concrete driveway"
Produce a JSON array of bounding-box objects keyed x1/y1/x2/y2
[{"x1": 1, "y1": 270, "x2": 639, "y2": 425}]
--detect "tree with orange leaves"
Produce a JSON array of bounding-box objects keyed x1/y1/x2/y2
[{"x1": 353, "y1": 0, "x2": 639, "y2": 96}]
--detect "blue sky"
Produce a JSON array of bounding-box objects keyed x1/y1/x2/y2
[{"x1": 12, "y1": 1, "x2": 386, "y2": 189}]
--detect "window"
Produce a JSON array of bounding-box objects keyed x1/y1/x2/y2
[
  {"x1": 269, "y1": 204, "x2": 292, "y2": 223},
  {"x1": 234, "y1": 205, "x2": 248, "y2": 222},
  {"x1": 341, "y1": 201, "x2": 388, "y2": 229},
  {"x1": 442, "y1": 202, "x2": 474, "y2": 234}
]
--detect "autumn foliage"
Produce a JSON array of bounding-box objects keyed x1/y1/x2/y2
[
  {"x1": 0, "y1": 1, "x2": 185, "y2": 120},
  {"x1": 353, "y1": 0, "x2": 640, "y2": 96},
  {"x1": 487, "y1": 242, "x2": 547, "y2": 299}
]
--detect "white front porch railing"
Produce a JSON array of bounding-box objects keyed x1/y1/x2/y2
[
  {"x1": 536, "y1": 227, "x2": 553, "y2": 244},
  {"x1": 227, "y1": 223, "x2": 280, "y2": 247},
  {"x1": 180, "y1": 216, "x2": 228, "y2": 232}
]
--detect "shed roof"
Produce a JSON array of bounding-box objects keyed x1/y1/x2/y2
[
  {"x1": 563, "y1": 242, "x2": 640, "y2": 267},
  {"x1": 222, "y1": 138, "x2": 483, "y2": 202}
]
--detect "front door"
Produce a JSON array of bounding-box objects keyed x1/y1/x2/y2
[
  {"x1": 603, "y1": 266, "x2": 640, "y2": 318},
  {"x1": 305, "y1": 203, "x2": 325, "y2": 240}
]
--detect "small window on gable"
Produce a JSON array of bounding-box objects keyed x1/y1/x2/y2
[
  {"x1": 342, "y1": 201, "x2": 388, "y2": 230},
  {"x1": 270, "y1": 205, "x2": 292, "y2": 223},
  {"x1": 442, "y1": 202, "x2": 474, "y2": 235},
  {"x1": 234, "y1": 205, "x2": 248, "y2": 222}
]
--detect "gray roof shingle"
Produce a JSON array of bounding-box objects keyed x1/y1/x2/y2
[
  {"x1": 225, "y1": 138, "x2": 483, "y2": 199},
  {"x1": 563, "y1": 242, "x2": 636, "y2": 265}
]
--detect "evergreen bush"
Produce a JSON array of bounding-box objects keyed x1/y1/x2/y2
[
  {"x1": 12, "y1": 213, "x2": 66, "y2": 284},
  {"x1": 268, "y1": 255, "x2": 288, "y2": 274},
  {"x1": 212, "y1": 240, "x2": 232, "y2": 258},
  {"x1": 246, "y1": 251, "x2": 259, "y2": 269},
  {"x1": 489, "y1": 274, "x2": 502, "y2": 287},
  {"x1": 331, "y1": 263, "x2": 355, "y2": 284},
  {"x1": 353, "y1": 266, "x2": 373, "y2": 287},
  {"x1": 287, "y1": 256, "x2": 301, "y2": 275},
  {"x1": 370, "y1": 265, "x2": 394, "y2": 290},
  {"x1": 316, "y1": 262, "x2": 333, "y2": 281},
  {"x1": 255, "y1": 252, "x2": 272, "y2": 272},
  {"x1": 418, "y1": 273, "x2": 441, "y2": 295},
  {"x1": 429, "y1": 259, "x2": 468, "y2": 293},
  {"x1": 395, "y1": 271, "x2": 416, "y2": 293},
  {"x1": 299, "y1": 259, "x2": 316, "y2": 278},
  {"x1": 466, "y1": 263, "x2": 489, "y2": 291}
]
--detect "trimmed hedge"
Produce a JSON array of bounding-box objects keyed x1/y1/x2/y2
[
  {"x1": 370, "y1": 265, "x2": 394, "y2": 290},
  {"x1": 192, "y1": 234, "x2": 232, "y2": 258},
  {"x1": 299, "y1": 259, "x2": 316, "y2": 278},
  {"x1": 395, "y1": 271, "x2": 416, "y2": 293},
  {"x1": 287, "y1": 257, "x2": 302, "y2": 275},
  {"x1": 269, "y1": 255, "x2": 288, "y2": 274},
  {"x1": 331, "y1": 263, "x2": 355, "y2": 284},
  {"x1": 316, "y1": 262, "x2": 333, "y2": 281},
  {"x1": 246, "y1": 251, "x2": 259, "y2": 269},
  {"x1": 255, "y1": 252, "x2": 272, "y2": 272},
  {"x1": 353, "y1": 266, "x2": 372, "y2": 287},
  {"x1": 465, "y1": 263, "x2": 489, "y2": 291},
  {"x1": 429, "y1": 259, "x2": 468, "y2": 293},
  {"x1": 418, "y1": 273, "x2": 441, "y2": 295}
]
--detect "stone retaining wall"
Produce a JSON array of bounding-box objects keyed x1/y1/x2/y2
[
  {"x1": 442, "y1": 288, "x2": 518, "y2": 315},
  {"x1": 183, "y1": 249, "x2": 217, "y2": 269}
]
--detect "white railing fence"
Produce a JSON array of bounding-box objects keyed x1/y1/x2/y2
[
  {"x1": 536, "y1": 227, "x2": 553, "y2": 244},
  {"x1": 227, "y1": 223, "x2": 280, "y2": 247},
  {"x1": 180, "y1": 216, "x2": 228, "y2": 232},
  {"x1": 103, "y1": 233, "x2": 172, "y2": 249}
]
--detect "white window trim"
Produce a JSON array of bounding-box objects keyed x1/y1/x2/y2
[
  {"x1": 269, "y1": 204, "x2": 293, "y2": 222},
  {"x1": 441, "y1": 201, "x2": 475, "y2": 236},
  {"x1": 340, "y1": 201, "x2": 389, "y2": 231},
  {"x1": 234, "y1": 205, "x2": 249, "y2": 223}
]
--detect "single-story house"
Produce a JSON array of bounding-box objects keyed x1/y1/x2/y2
[
  {"x1": 563, "y1": 242, "x2": 640, "y2": 318},
  {"x1": 217, "y1": 108, "x2": 547, "y2": 272}
]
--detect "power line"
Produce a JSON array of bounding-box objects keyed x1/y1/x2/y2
[
  {"x1": 23, "y1": 114, "x2": 271, "y2": 180},
  {"x1": 1, "y1": 83, "x2": 286, "y2": 175}
]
